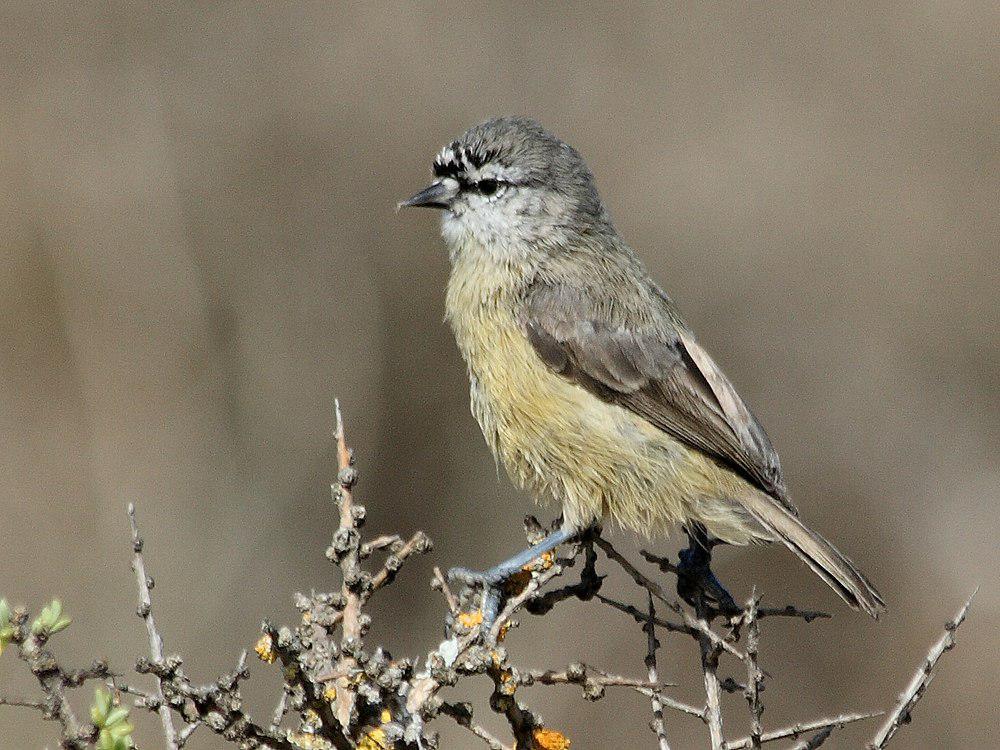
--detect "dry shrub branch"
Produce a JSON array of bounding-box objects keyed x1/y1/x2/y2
[{"x1": 0, "y1": 403, "x2": 975, "y2": 749}]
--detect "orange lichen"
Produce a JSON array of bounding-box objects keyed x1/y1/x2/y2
[
  {"x1": 457, "y1": 610, "x2": 484, "y2": 628},
  {"x1": 254, "y1": 633, "x2": 276, "y2": 664},
  {"x1": 532, "y1": 727, "x2": 571, "y2": 749},
  {"x1": 496, "y1": 620, "x2": 512, "y2": 641},
  {"x1": 533, "y1": 551, "x2": 555, "y2": 571}
]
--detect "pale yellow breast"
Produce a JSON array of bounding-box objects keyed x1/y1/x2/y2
[{"x1": 444, "y1": 245, "x2": 764, "y2": 542}]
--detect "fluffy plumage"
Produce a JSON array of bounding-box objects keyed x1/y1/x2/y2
[{"x1": 415, "y1": 116, "x2": 884, "y2": 618}]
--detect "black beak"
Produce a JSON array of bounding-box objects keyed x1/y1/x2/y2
[{"x1": 398, "y1": 181, "x2": 451, "y2": 209}]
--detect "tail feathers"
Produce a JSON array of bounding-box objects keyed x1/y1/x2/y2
[{"x1": 742, "y1": 492, "x2": 886, "y2": 619}]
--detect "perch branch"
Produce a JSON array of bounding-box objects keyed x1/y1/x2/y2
[
  {"x1": 0, "y1": 399, "x2": 975, "y2": 750},
  {"x1": 595, "y1": 536, "x2": 746, "y2": 661}
]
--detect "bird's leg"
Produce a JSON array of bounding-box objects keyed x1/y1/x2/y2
[
  {"x1": 676, "y1": 525, "x2": 741, "y2": 616},
  {"x1": 448, "y1": 526, "x2": 577, "y2": 633}
]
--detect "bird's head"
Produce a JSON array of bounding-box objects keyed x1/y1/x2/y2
[{"x1": 400, "y1": 117, "x2": 612, "y2": 257}]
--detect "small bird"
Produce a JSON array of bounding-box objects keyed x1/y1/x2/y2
[{"x1": 401, "y1": 117, "x2": 884, "y2": 621}]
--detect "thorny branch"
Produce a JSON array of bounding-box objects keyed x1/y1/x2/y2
[
  {"x1": 696, "y1": 599, "x2": 726, "y2": 750},
  {"x1": 128, "y1": 503, "x2": 179, "y2": 749},
  {"x1": 743, "y1": 593, "x2": 764, "y2": 749},
  {"x1": 867, "y1": 589, "x2": 977, "y2": 749},
  {"x1": 723, "y1": 711, "x2": 884, "y2": 749},
  {"x1": 645, "y1": 593, "x2": 671, "y2": 750},
  {"x1": 0, "y1": 401, "x2": 977, "y2": 749}
]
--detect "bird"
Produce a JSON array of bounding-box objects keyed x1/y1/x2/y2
[{"x1": 400, "y1": 116, "x2": 885, "y2": 624}]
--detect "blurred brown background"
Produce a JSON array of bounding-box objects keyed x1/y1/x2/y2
[{"x1": 1, "y1": 2, "x2": 997, "y2": 748}]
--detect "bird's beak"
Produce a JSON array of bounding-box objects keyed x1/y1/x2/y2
[{"x1": 398, "y1": 180, "x2": 454, "y2": 210}]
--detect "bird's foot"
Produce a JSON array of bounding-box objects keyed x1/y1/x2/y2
[
  {"x1": 446, "y1": 527, "x2": 575, "y2": 640},
  {"x1": 676, "y1": 546, "x2": 741, "y2": 617},
  {"x1": 446, "y1": 566, "x2": 505, "y2": 637}
]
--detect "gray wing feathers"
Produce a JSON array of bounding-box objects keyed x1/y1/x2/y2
[
  {"x1": 523, "y1": 280, "x2": 791, "y2": 508},
  {"x1": 522, "y1": 278, "x2": 886, "y2": 617}
]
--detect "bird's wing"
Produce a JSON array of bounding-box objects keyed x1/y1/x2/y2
[{"x1": 522, "y1": 279, "x2": 793, "y2": 510}]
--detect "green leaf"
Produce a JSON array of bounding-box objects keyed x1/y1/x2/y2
[
  {"x1": 97, "y1": 727, "x2": 133, "y2": 750},
  {"x1": 31, "y1": 600, "x2": 69, "y2": 635},
  {"x1": 49, "y1": 616, "x2": 72, "y2": 635},
  {"x1": 91, "y1": 687, "x2": 114, "y2": 725},
  {"x1": 104, "y1": 707, "x2": 129, "y2": 727},
  {"x1": 106, "y1": 720, "x2": 134, "y2": 739},
  {"x1": 90, "y1": 688, "x2": 132, "y2": 748},
  {"x1": 0, "y1": 598, "x2": 10, "y2": 625}
]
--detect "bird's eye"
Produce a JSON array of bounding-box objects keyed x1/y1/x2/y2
[{"x1": 477, "y1": 178, "x2": 499, "y2": 196}]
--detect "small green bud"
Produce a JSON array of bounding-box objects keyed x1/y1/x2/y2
[
  {"x1": 104, "y1": 707, "x2": 129, "y2": 728},
  {"x1": 0, "y1": 599, "x2": 13, "y2": 652},
  {"x1": 105, "y1": 720, "x2": 135, "y2": 740},
  {"x1": 31, "y1": 599, "x2": 70, "y2": 636},
  {"x1": 91, "y1": 688, "x2": 133, "y2": 749},
  {"x1": 91, "y1": 687, "x2": 114, "y2": 725},
  {"x1": 49, "y1": 616, "x2": 72, "y2": 634}
]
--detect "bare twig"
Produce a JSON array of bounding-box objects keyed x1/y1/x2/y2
[
  {"x1": 788, "y1": 725, "x2": 835, "y2": 749},
  {"x1": 368, "y1": 530, "x2": 432, "y2": 593},
  {"x1": 330, "y1": 399, "x2": 363, "y2": 735},
  {"x1": 432, "y1": 566, "x2": 459, "y2": 613},
  {"x1": 489, "y1": 544, "x2": 576, "y2": 643},
  {"x1": 697, "y1": 600, "x2": 726, "y2": 750},
  {"x1": 639, "y1": 549, "x2": 680, "y2": 575},
  {"x1": 440, "y1": 702, "x2": 514, "y2": 750},
  {"x1": 523, "y1": 662, "x2": 672, "y2": 697},
  {"x1": 594, "y1": 536, "x2": 747, "y2": 661},
  {"x1": 1, "y1": 609, "x2": 110, "y2": 748},
  {"x1": 645, "y1": 593, "x2": 672, "y2": 750},
  {"x1": 743, "y1": 593, "x2": 764, "y2": 748},
  {"x1": 128, "y1": 503, "x2": 179, "y2": 749},
  {"x1": 359, "y1": 534, "x2": 402, "y2": 558},
  {"x1": 177, "y1": 721, "x2": 199, "y2": 746},
  {"x1": 269, "y1": 685, "x2": 291, "y2": 733},
  {"x1": 724, "y1": 711, "x2": 882, "y2": 749},
  {"x1": 596, "y1": 593, "x2": 690, "y2": 634},
  {"x1": 867, "y1": 589, "x2": 977, "y2": 748},
  {"x1": 753, "y1": 605, "x2": 830, "y2": 623},
  {"x1": 0, "y1": 697, "x2": 47, "y2": 711}
]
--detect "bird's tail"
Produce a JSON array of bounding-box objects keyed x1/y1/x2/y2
[{"x1": 741, "y1": 491, "x2": 886, "y2": 619}]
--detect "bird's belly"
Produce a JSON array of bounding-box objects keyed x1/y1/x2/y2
[{"x1": 463, "y1": 317, "x2": 752, "y2": 539}]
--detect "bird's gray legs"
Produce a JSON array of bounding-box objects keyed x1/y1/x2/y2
[
  {"x1": 676, "y1": 525, "x2": 741, "y2": 616},
  {"x1": 448, "y1": 526, "x2": 576, "y2": 630}
]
